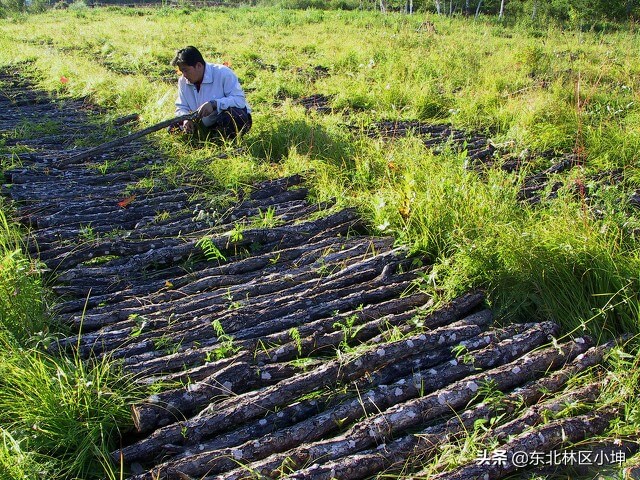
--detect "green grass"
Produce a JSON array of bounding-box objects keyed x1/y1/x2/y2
[
  {"x1": 0, "y1": 347, "x2": 137, "y2": 479},
  {"x1": 0, "y1": 208, "x2": 47, "y2": 343},
  {"x1": 0, "y1": 208, "x2": 143, "y2": 480},
  {"x1": 0, "y1": 5, "x2": 640, "y2": 478}
]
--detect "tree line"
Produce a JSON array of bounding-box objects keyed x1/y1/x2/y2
[
  {"x1": 0, "y1": 0, "x2": 638, "y2": 32},
  {"x1": 370, "y1": 0, "x2": 638, "y2": 23}
]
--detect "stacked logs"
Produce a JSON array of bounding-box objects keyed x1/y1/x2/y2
[{"x1": 0, "y1": 68, "x2": 629, "y2": 479}]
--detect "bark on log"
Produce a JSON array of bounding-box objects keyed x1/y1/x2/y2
[
  {"x1": 8, "y1": 173, "x2": 159, "y2": 203},
  {"x1": 33, "y1": 200, "x2": 190, "y2": 231},
  {"x1": 288, "y1": 391, "x2": 607, "y2": 480},
  {"x1": 348, "y1": 321, "x2": 530, "y2": 397},
  {"x1": 55, "y1": 235, "x2": 359, "y2": 317},
  {"x1": 137, "y1": 309, "x2": 520, "y2": 397},
  {"x1": 6, "y1": 165, "x2": 152, "y2": 185},
  {"x1": 41, "y1": 236, "x2": 189, "y2": 271},
  {"x1": 126, "y1": 291, "x2": 431, "y2": 378},
  {"x1": 231, "y1": 188, "x2": 309, "y2": 213},
  {"x1": 62, "y1": 238, "x2": 398, "y2": 354},
  {"x1": 29, "y1": 200, "x2": 193, "y2": 238},
  {"x1": 132, "y1": 359, "x2": 320, "y2": 432},
  {"x1": 425, "y1": 408, "x2": 618, "y2": 479},
  {"x1": 127, "y1": 396, "x2": 342, "y2": 480},
  {"x1": 246, "y1": 175, "x2": 305, "y2": 200},
  {"x1": 226, "y1": 274, "x2": 423, "y2": 345},
  {"x1": 115, "y1": 316, "x2": 494, "y2": 463},
  {"x1": 292, "y1": 339, "x2": 611, "y2": 480},
  {"x1": 59, "y1": 218, "x2": 376, "y2": 330},
  {"x1": 134, "y1": 325, "x2": 537, "y2": 480},
  {"x1": 128, "y1": 321, "x2": 557, "y2": 477},
  {"x1": 60, "y1": 247, "x2": 410, "y2": 356},
  {"x1": 491, "y1": 382, "x2": 602, "y2": 441},
  {"x1": 68, "y1": 266, "x2": 420, "y2": 360},
  {"x1": 56, "y1": 209, "x2": 361, "y2": 289},
  {"x1": 21, "y1": 184, "x2": 192, "y2": 213},
  {"x1": 131, "y1": 307, "x2": 495, "y2": 435},
  {"x1": 120, "y1": 208, "x2": 362, "y2": 277},
  {"x1": 210, "y1": 338, "x2": 591, "y2": 480}
]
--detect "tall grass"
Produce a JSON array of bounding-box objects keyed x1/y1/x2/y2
[
  {"x1": 0, "y1": 7, "x2": 640, "y2": 475},
  {"x1": 0, "y1": 346, "x2": 136, "y2": 479},
  {"x1": 0, "y1": 212, "x2": 141, "y2": 479},
  {"x1": 1, "y1": 5, "x2": 634, "y2": 340},
  {"x1": 308, "y1": 135, "x2": 640, "y2": 340},
  {"x1": 0, "y1": 210, "x2": 46, "y2": 343}
]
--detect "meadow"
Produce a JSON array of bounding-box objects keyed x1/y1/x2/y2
[{"x1": 1, "y1": 4, "x2": 640, "y2": 478}]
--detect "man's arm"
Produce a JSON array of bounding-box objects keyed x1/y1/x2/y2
[
  {"x1": 174, "y1": 78, "x2": 197, "y2": 132},
  {"x1": 215, "y1": 67, "x2": 248, "y2": 112},
  {"x1": 175, "y1": 77, "x2": 194, "y2": 116}
]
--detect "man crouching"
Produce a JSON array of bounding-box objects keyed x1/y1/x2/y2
[{"x1": 171, "y1": 45, "x2": 252, "y2": 141}]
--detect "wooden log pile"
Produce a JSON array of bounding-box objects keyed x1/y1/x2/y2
[{"x1": 0, "y1": 68, "x2": 629, "y2": 479}]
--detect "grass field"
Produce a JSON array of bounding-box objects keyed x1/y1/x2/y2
[{"x1": 1, "y1": 5, "x2": 640, "y2": 478}]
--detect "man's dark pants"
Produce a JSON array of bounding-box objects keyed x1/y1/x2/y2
[{"x1": 201, "y1": 107, "x2": 252, "y2": 141}]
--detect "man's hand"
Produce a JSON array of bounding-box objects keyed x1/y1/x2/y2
[
  {"x1": 181, "y1": 119, "x2": 195, "y2": 133},
  {"x1": 196, "y1": 100, "x2": 217, "y2": 119}
]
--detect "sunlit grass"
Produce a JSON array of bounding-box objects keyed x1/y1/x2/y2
[
  {"x1": 0, "y1": 343, "x2": 139, "y2": 480},
  {"x1": 0, "y1": 207, "x2": 142, "y2": 480},
  {"x1": 0, "y1": 6, "x2": 639, "y2": 477}
]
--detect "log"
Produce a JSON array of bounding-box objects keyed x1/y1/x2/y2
[
  {"x1": 306, "y1": 384, "x2": 604, "y2": 480},
  {"x1": 120, "y1": 207, "x2": 361, "y2": 276},
  {"x1": 56, "y1": 113, "x2": 196, "y2": 167},
  {"x1": 137, "y1": 324, "x2": 535, "y2": 480},
  {"x1": 294, "y1": 339, "x2": 612, "y2": 480},
  {"x1": 28, "y1": 189, "x2": 192, "y2": 221},
  {"x1": 127, "y1": 396, "x2": 345, "y2": 480},
  {"x1": 246, "y1": 175, "x2": 305, "y2": 200},
  {"x1": 59, "y1": 235, "x2": 392, "y2": 338},
  {"x1": 210, "y1": 338, "x2": 591, "y2": 480},
  {"x1": 115, "y1": 316, "x2": 494, "y2": 464},
  {"x1": 32, "y1": 209, "x2": 196, "y2": 254},
  {"x1": 348, "y1": 321, "x2": 532, "y2": 396},
  {"x1": 40, "y1": 236, "x2": 188, "y2": 271},
  {"x1": 33, "y1": 200, "x2": 189, "y2": 231},
  {"x1": 55, "y1": 235, "x2": 357, "y2": 317},
  {"x1": 287, "y1": 390, "x2": 607, "y2": 480},
  {"x1": 425, "y1": 408, "x2": 618, "y2": 479},
  {"x1": 231, "y1": 188, "x2": 309, "y2": 213},
  {"x1": 130, "y1": 307, "x2": 493, "y2": 434},
  {"x1": 69, "y1": 265, "x2": 421, "y2": 360},
  {"x1": 226, "y1": 274, "x2": 423, "y2": 344},
  {"x1": 129, "y1": 322, "x2": 557, "y2": 478},
  {"x1": 60, "y1": 248, "x2": 410, "y2": 356},
  {"x1": 6, "y1": 165, "x2": 151, "y2": 185},
  {"x1": 126, "y1": 291, "x2": 431, "y2": 378},
  {"x1": 490, "y1": 382, "x2": 602, "y2": 441},
  {"x1": 131, "y1": 359, "x2": 320, "y2": 432},
  {"x1": 55, "y1": 212, "x2": 362, "y2": 298}
]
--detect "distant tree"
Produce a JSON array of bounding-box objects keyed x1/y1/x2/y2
[
  {"x1": 498, "y1": 0, "x2": 505, "y2": 18},
  {"x1": 475, "y1": 0, "x2": 482, "y2": 16}
]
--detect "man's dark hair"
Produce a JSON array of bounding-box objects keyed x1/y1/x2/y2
[{"x1": 171, "y1": 46, "x2": 206, "y2": 67}]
